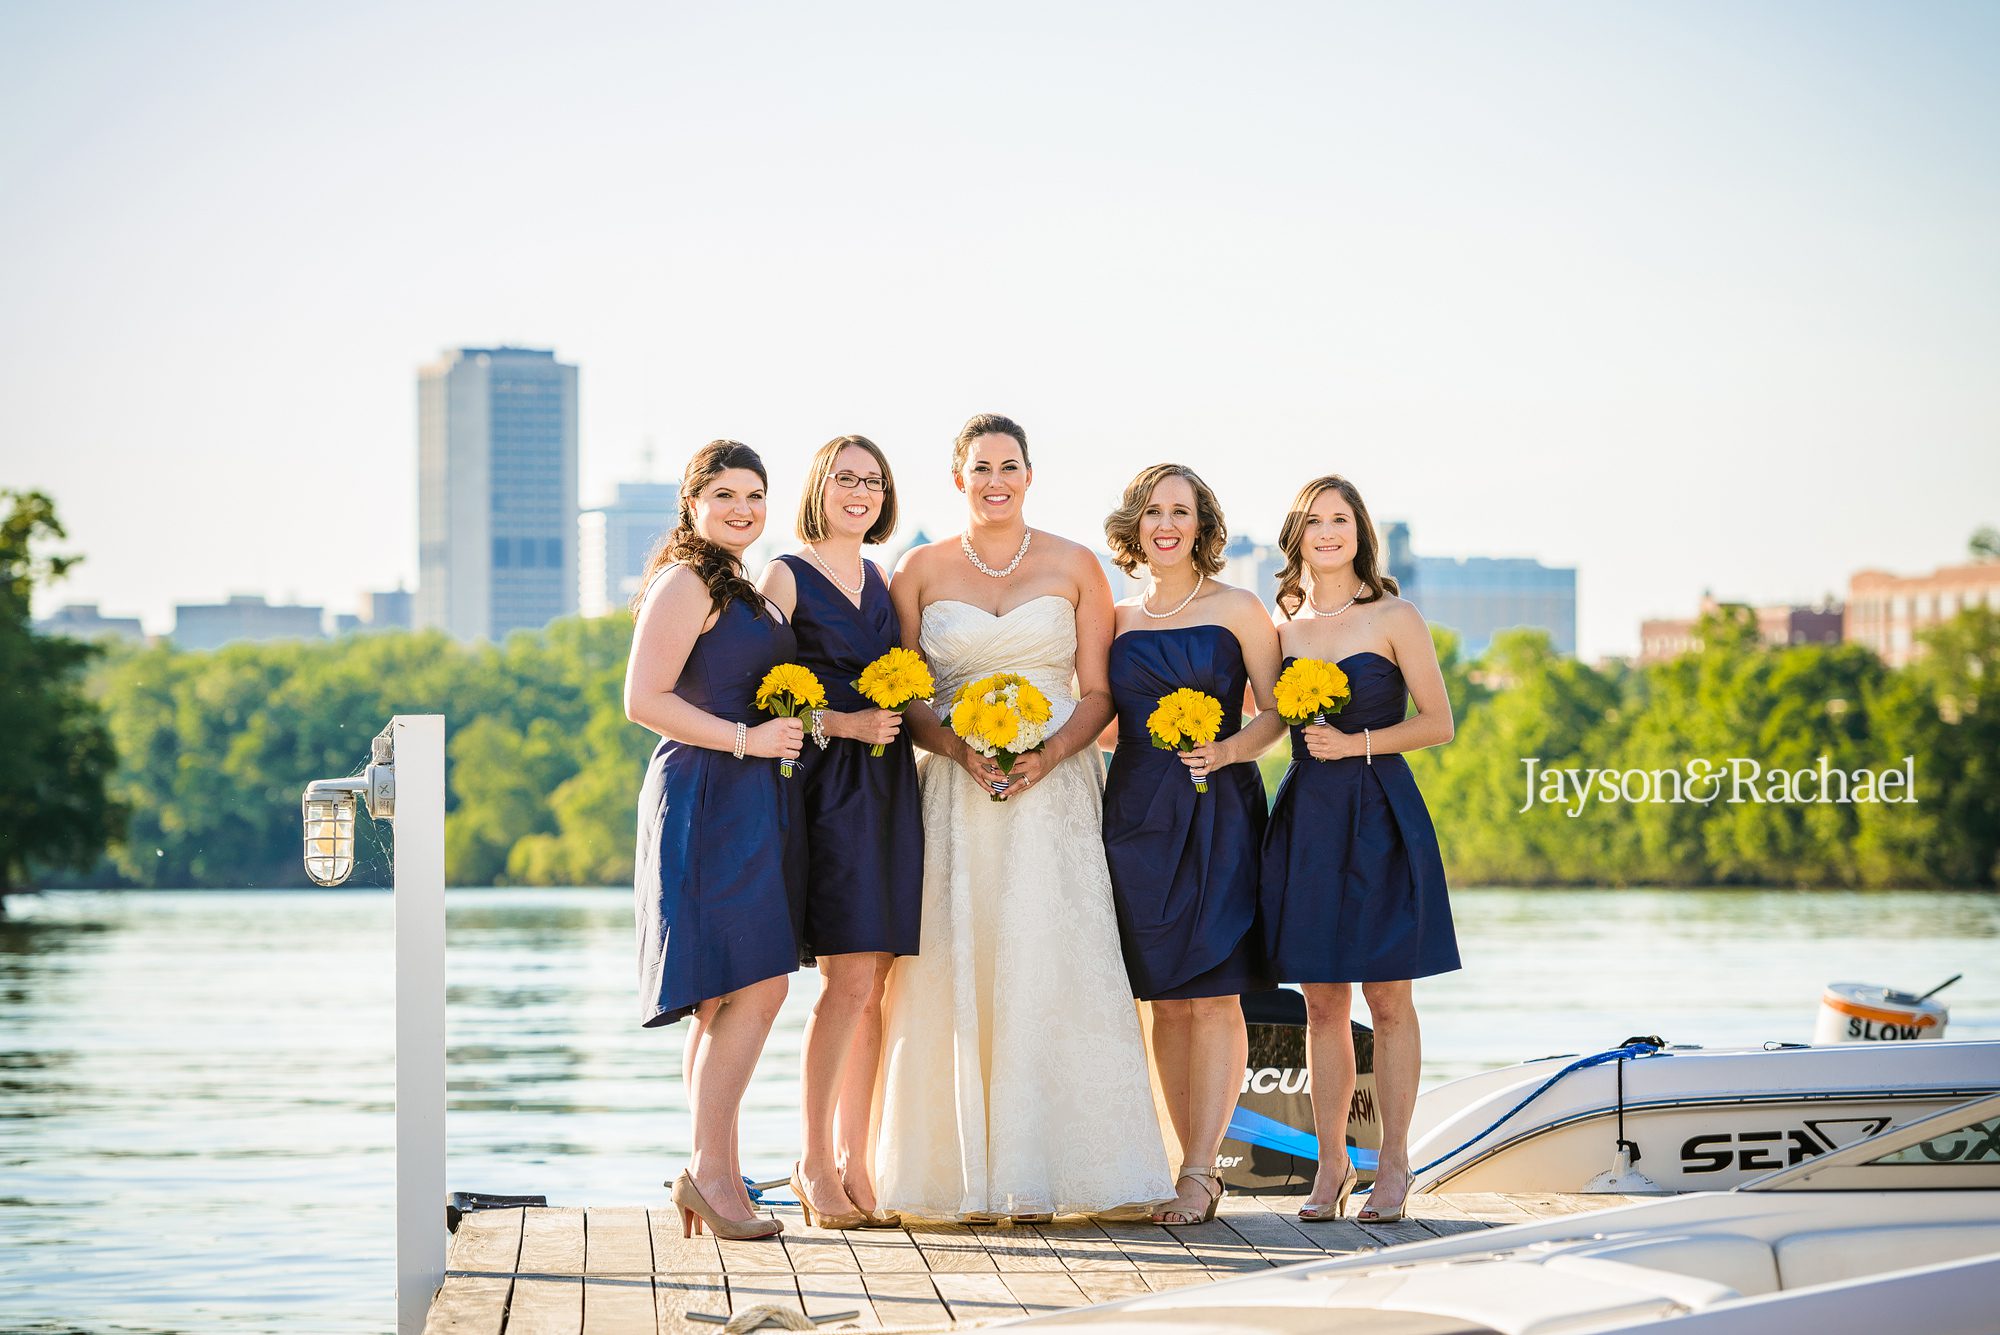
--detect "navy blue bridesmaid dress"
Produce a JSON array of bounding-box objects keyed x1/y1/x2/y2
[
  {"x1": 1102, "y1": 625, "x2": 1272, "y2": 1000},
  {"x1": 1260, "y1": 652, "x2": 1460, "y2": 983},
  {"x1": 635, "y1": 595, "x2": 808, "y2": 1027},
  {"x1": 775, "y1": 554, "x2": 923, "y2": 958}
]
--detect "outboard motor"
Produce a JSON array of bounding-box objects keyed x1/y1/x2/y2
[{"x1": 1218, "y1": 988, "x2": 1381, "y2": 1193}]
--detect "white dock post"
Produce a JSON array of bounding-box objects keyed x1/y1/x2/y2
[{"x1": 393, "y1": 714, "x2": 447, "y2": 1335}]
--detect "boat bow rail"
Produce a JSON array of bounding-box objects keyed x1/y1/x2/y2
[{"x1": 1407, "y1": 1040, "x2": 2000, "y2": 1195}]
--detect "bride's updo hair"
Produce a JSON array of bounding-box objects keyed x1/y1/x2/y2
[
  {"x1": 952, "y1": 413, "x2": 1030, "y2": 474},
  {"x1": 1274, "y1": 474, "x2": 1398, "y2": 620},
  {"x1": 1103, "y1": 463, "x2": 1228, "y2": 577},
  {"x1": 633, "y1": 440, "x2": 768, "y2": 619}
]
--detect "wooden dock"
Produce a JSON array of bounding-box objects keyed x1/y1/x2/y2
[{"x1": 426, "y1": 1192, "x2": 1647, "y2": 1333}]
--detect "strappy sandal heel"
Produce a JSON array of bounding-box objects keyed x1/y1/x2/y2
[
  {"x1": 1153, "y1": 1169, "x2": 1224, "y2": 1225},
  {"x1": 1296, "y1": 1161, "x2": 1358, "y2": 1223}
]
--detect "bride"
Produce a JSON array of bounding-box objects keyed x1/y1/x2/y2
[{"x1": 877, "y1": 414, "x2": 1173, "y2": 1219}]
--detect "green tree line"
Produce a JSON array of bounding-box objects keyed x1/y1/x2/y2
[
  {"x1": 7, "y1": 473, "x2": 1995, "y2": 897},
  {"x1": 43, "y1": 600, "x2": 1993, "y2": 891}
]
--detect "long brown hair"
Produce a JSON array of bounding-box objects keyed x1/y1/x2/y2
[
  {"x1": 633, "y1": 441, "x2": 768, "y2": 619},
  {"x1": 1103, "y1": 463, "x2": 1228, "y2": 577},
  {"x1": 796, "y1": 434, "x2": 898, "y2": 544},
  {"x1": 1274, "y1": 474, "x2": 1399, "y2": 619}
]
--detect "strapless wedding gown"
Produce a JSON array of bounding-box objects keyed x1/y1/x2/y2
[{"x1": 875, "y1": 595, "x2": 1173, "y2": 1218}]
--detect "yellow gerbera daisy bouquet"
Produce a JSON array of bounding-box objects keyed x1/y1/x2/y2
[
  {"x1": 851, "y1": 646, "x2": 936, "y2": 757},
  {"x1": 1273, "y1": 657, "x2": 1352, "y2": 735},
  {"x1": 1147, "y1": 688, "x2": 1225, "y2": 793},
  {"x1": 755, "y1": 662, "x2": 827, "y2": 778},
  {"x1": 948, "y1": 671, "x2": 1054, "y2": 802}
]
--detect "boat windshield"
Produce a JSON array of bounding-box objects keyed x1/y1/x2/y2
[{"x1": 1866, "y1": 1115, "x2": 2000, "y2": 1167}]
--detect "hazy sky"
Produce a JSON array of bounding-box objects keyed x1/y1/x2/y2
[{"x1": 4, "y1": 1, "x2": 1996, "y2": 658}]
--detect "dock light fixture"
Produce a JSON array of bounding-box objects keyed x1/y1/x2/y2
[{"x1": 301, "y1": 728, "x2": 398, "y2": 886}]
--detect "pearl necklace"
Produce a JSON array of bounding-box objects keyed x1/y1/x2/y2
[
  {"x1": 1307, "y1": 582, "x2": 1363, "y2": 617},
  {"x1": 1141, "y1": 570, "x2": 1205, "y2": 619},
  {"x1": 962, "y1": 529, "x2": 1032, "y2": 578},
  {"x1": 806, "y1": 544, "x2": 864, "y2": 598}
]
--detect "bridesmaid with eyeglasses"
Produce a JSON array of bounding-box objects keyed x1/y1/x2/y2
[{"x1": 758, "y1": 436, "x2": 923, "y2": 1231}]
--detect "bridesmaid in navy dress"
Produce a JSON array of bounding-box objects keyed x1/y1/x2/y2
[
  {"x1": 1099, "y1": 464, "x2": 1289, "y2": 1226},
  {"x1": 1259, "y1": 474, "x2": 1458, "y2": 1227},
  {"x1": 626, "y1": 441, "x2": 805, "y2": 1242},
  {"x1": 759, "y1": 435, "x2": 922, "y2": 1230}
]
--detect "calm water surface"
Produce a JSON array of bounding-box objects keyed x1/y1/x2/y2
[{"x1": 2, "y1": 887, "x2": 1995, "y2": 1332}]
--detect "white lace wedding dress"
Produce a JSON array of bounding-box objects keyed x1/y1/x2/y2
[{"x1": 875, "y1": 595, "x2": 1173, "y2": 1218}]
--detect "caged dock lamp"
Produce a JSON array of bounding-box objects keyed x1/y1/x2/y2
[{"x1": 301, "y1": 728, "x2": 398, "y2": 886}]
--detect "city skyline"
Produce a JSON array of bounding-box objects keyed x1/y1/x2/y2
[{"x1": 5, "y1": 3, "x2": 1996, "y2": 658}]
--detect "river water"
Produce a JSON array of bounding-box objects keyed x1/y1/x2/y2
[{"x1": 2, "y1": 887, "x2": 1994, "y2": 1332}]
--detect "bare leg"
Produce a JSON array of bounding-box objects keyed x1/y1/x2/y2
[
  {"x1": 1361, "y1": 980, "x2": 1420, "y2": 1217},
  {"x1": 1156, "y1": 995, "x2": 1246, "y2": 1222},
  {"x1": 834, "y1": 955, "x2": 894, "y2": 1214},
  {"x1": 1301, "y1": 983, "x2": 1356, "y2": 1209},
  {"x1": 800, "y1": 953, "x2": 888, "y2": 1217},
  {"x1": 1149, "y1": 1000, "x2": 1195, "y2": 1155},
  {"x1": 686, "y1": 975, "x2": 788, "y2": 1225}
]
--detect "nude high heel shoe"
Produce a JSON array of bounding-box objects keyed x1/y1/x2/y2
[
  {"x1": 1296, "y1": 1161, "x2": 1358, "y2": 1223},
  {"x1": 670, "y1": 1171, "x2": 783, "y2": 1240},
  {"x1": 791, "y1": 1162, "x2": 868, "y2": 1230}
]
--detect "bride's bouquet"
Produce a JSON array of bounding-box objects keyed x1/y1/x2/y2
[
  {"x1": 852, "y1": 647, "x2": 936, "y2": 757},
  {"x1": 949, "y1": 672, "x2": 1054, "y2": 802},
  {"x1": 1274, "y1": 657, "x2": 1352, "y2": 734},
  {"x1": 755, "y1": 662, "x2": 827, "y2": 778},
  {"x1": 1147, "y1": 688, "x2": 1225, "y2": 793}
]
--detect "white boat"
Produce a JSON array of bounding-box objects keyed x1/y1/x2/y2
[
  {"x1": 1403, "y1": 1037, "x2": 2000, "y2": 1195},
  {"x1": 1010, "y1": 1092, "x2": 2000, "y2": 1334}
]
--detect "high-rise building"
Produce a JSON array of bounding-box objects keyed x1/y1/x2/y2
[
  {"x1": 416, "y1": 347, "x2": 579, "y2": 641},
  {"x1": 1409, "y1": 552, "x2": 1577, "y2": 658},
  {"x1": 579, "y1": 481, "x2": 680, "y2": 617}
]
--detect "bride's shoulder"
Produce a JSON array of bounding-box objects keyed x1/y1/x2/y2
[{"x1": 1032, "y1": 529, "x2": 1103, "y2": 574}]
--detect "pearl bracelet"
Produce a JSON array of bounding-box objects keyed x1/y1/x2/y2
[
  {"x1": 1363, "y1": 727, "x2": 1372, "y2": 765},
  {"x1": 732, "y1": 721, "x2": 748, "y2": 760},
  {"x1": 809, "y1": 708, "x2": 830, "y2": 750}
]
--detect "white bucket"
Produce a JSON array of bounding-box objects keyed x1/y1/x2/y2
[{"x1": 1814, "y1": 981, "x2": 1949, "y2": 1044}]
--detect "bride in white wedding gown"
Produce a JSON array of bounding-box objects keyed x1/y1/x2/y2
[{"x1": 877, "y1": 416, "x2": 1172, "y2": 1219}]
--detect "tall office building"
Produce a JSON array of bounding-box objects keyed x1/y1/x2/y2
[
  {"x1": 416, "y1": 347, "x2": 579, "y2": 641},
  {"x1": 578, "y1": 481, "x2": 680, "y2": 617},
  {"x1": 1412, "y1": 553, "x2": 1577, "y2": 657}
]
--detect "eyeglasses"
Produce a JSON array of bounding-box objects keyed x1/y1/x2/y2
[{"x1": 830, "y1": 471, "x2": 889, "y2": 494}]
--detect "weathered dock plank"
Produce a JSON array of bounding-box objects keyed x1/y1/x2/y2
[
  {"x1": 861, "y1": 1272, "x2": 954, "y2": 1328},
  {"x1": 795, "y1": 1270, "x2": 878, "y2": 1326},
  {"x1": 430, "y1": 1207, "x2": 522, "y2": 1334},
  {"x1": 648, "y1": 1205, "x2": 722, "y2": 1274},
  {"x1": 1028, "y1": 1219, "x2": 1139, "y2": 1274},
  {"x1": 652, "y1": 1274, "x2": 728, "y2": 1335},
  {"x1": 584, "y1": 1208, "x2": 657, "y2": 1335},
  {"x1": 905, "y1": 1219, "x2": 998, "y2": 1273},
  {"x1": 428, "y1": 1192, "x2": 1642, "y2": 1333},
  {"x1": 972, "y1": 1219, "x2": 1068, "y2": 1273},
  {"x1": 999, "y1": 1270, "x2": 1091, "y2": 1314},
  {"x1": 931, "y1": 1272, "x2": 1026, "y2": 1322},
  {"x1": 508, "y1": 1207, "x2": 587, "y2": 1335}
]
